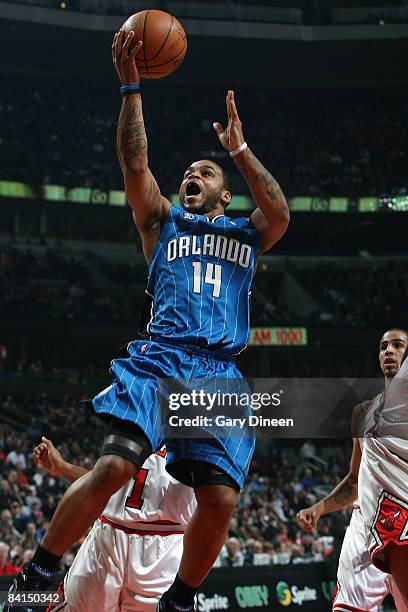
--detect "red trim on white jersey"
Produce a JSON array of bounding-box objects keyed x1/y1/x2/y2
[
  {"x1": 133, "y1": 519, "x2": 182, "y2": 525},
  {"x1": 332, "y1": 582, "x2": 367, "y2": 612},
  {"x1": 333, "y1": 606, "x2": 367, "y2": 612},
  {"x1": 99, "y1": 515, "x2": 184, "y2": 536}
]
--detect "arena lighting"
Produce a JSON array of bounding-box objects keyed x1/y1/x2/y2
[
  {"x1": 0, "y1": 181, "x2": 407, "y2": 213},
  {"x1": 378, "y1": 196, "x2": 408, "y2": 212}
]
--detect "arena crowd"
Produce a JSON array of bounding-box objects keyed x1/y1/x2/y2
[
  {"x1": 1, "y1": 244, "x2": 407, "y2": 329},
  {"x1": 1, "y1": 79, "x2": 406, "y2": 199}
]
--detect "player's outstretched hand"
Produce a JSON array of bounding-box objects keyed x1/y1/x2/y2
[
  {"x1": 296, "y1": 505, "x2": 322, "y2": 532},
  {"x1": 33, "y1": 436, "x2": 65, "y2": 476},
  {"x1": 213, "y1": 90, "x2": 246, "y2": 154},
  {"x1": 112, "y1": 29, "x2": 142, "y2": 85}
]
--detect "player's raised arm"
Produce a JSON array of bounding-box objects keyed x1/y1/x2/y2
[
  {"x1": 113, "y1": 30, "x2": 170, "y2": 261},
  {"x1": 33, "y1": 437, "x2": 89, "y2": 483},
  {"x1": 213, "y1": 90, "x2": 290, "y2": 254}
]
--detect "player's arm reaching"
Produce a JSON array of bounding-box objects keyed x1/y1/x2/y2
[
  {"x1": 213, "y1": 90, "x2": 290, "y2": 254},
  {"x1": 33, "y1": 437, "x2": 88, "y2": 483},
  {"x1": 296, "y1": 402, "x2": 368, "y2": 531},
  {"x1": 113, "y1": 30, "x2": 171, "y2": 262},
  {"x1": 296, "y1": 438, "x2": 361, "y2": 532}
]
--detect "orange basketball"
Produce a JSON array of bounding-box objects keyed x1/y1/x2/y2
[{"x1": 122, "y1": 10, "x2": 187, "y2": 79}]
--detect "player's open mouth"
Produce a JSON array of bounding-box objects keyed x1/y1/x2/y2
[
  {"x1": 384, "y1": 358, "x2": 396, "y2": 366},
  {"x1": 185, "y1": 180, "x2": 202, "y2": 198}
]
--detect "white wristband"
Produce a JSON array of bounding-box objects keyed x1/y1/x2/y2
[{"x1": 229, "y1": 142, "x2": 248, "y2": 157}]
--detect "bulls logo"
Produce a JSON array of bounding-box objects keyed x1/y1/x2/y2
[
  {"x1": 370, "y1": 492, "x2": 408, "y2": 559},
  {"x1": 380, "y1": 509, "x2": 400, "y2": 531}
]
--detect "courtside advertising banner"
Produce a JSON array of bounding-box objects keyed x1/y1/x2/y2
[{"x1": 198, "y1": 564, "x2": 336, "y2": 611}]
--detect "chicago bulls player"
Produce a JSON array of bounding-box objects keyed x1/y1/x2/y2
[
  {"x1": 33, "y1": 437, "x2": 196, "y2": 611},
  {"x1": 359, "y1": 330, "x2": 408, "y2": 605},
  {"x1": 297, "y1": 328, "x2": 408, "y2": 611}
]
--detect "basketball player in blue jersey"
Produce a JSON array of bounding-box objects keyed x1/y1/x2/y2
[{"x1": 8, "y1": 31, "x2": 289, "y2": 612}]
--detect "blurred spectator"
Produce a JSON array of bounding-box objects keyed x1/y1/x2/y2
[
  {"x1": 7, "y1": 447, "x2": 27, "y2": 469},
  {"x1": 221, "y1": 538, "x2": 245, "y2": 567},
  {"x1": 21, "y1": 522, "x2": 39, "y2": 550},
  {"x1": 0, "y1": 542, "x2": 18, "y2": 575},
  {"x1": 18, "y1": 548, "x2": 34, "y2": 569},
  {"x1": 300, "y1": 468, "x2": 316, "y2": 489},
  {"x1": 272, "y1": 541, "x2": 292, "y2": 565},
  {"x1": 10, "y1": 500, "x2": 30, "y2": 534},
  {"x1": 0, "y1": 480, "x2": 14, "y2": 510},
  {"x1": 0, "y1": 509, "x2": 22, "y2": 543}
]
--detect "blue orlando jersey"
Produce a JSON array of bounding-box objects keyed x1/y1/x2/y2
[{"x1": 146, "y1": 204, "x2": 261, "y2": 355}]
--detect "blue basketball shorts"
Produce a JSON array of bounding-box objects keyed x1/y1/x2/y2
[{"x1": 91, "y1": 338, "x2": 255, "y2": 490}]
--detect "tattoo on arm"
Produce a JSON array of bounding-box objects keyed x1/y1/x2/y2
[
  {"x1": 334, "y1": 483, "x2": 355, "y2": 504},
  {"x1": 329, "y1": 473, "x2": 358, "y2": 509},
  {"x1": 236, "y1": 148, "x2": 286, "y2": 206},
  {"x1": 255, "y1": 169, "x2": 282, "y2": 202},
  {"x1": 117, "y1": 100, "x2": 147, "y2": 165}
]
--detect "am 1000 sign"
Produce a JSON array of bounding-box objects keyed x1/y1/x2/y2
[{"x1": 249, "y1": 327, "x2": 308, "y2": 346}]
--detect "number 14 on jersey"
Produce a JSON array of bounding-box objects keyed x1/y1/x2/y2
[{"x1": 192, "y1": 262, "x2": 221, "y2": 298}]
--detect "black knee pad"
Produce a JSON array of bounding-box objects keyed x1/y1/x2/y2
[
  {"x1": 167, "y1": 459, "x2": 240, "y2": 491},
  {"x1": 99, "y1": 417, "x2": 152, "y2": 469}
]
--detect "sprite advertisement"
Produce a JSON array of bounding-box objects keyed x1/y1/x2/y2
[{"x1": 197, "y1": 564, "x2": 336, "y2": 611}]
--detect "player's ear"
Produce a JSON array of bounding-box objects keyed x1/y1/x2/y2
[{"x1": 221, "y1": 190, "x2": 232, "y2": 208}]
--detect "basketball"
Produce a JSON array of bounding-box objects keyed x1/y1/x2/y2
[{"x1": 121, "y1": 9, "x2": 187, "y2": 79}]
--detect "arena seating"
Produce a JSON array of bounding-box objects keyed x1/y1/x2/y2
[{"x1": 1, "y1": 79, "x2": 407, "y2": 199}]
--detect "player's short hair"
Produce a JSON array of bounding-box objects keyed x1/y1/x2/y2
[
  {"x1": 380, "y1": 328, "x2": 408, "y2": 368},
  {"x1": 380, "y1": 328, "x2": 408, "y2": 342},
  {"x1": 221, "y1": 168, "x2": 233, "y2": 195},
  {"x1": 217, "y1": 165, "x2": 233, "y2": 209}
]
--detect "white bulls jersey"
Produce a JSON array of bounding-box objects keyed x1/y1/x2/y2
[
  {"x1": 332, "y1": 394, "x2": 408, "y2": 609},
  {"x1": 375, "y1": 356, "x2": 408, "y2": 461},
  {"x1": 58, "y1": 450, "x2": 197, "y2": 612},
  {"x1": 358, "y1": 369, "x2": 408, "y2": 573},
  {"x1": 102, "y1": 449, "x2": 196, "y2": 532},
  {"x1": 333, "y1": 506, "x2": 406, "y2": 612}
]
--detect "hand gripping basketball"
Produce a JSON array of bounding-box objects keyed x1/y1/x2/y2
[
  {"x1": 112, "y1": 29, "x2": 142, "y2": 86},
  {"x1": 213, "y1": 90, "x2": 246, "y2": 154}
]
